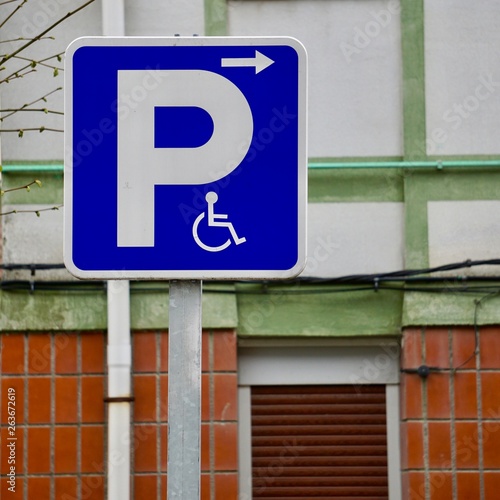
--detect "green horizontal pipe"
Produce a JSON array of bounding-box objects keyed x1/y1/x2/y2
[
  {"x1": 1, "y1": 163, "x2": 63, "y2": 173},
  {"x1": 309, "y1": 160, "x2": 500, "y2": 169},
  {"x1": 2, "y1": 159, "x2": 500, "y2": 173}
]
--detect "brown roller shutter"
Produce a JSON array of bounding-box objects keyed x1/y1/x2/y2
[{"x1": 251, "y1": 385, "x2": 388, "y2": 499}]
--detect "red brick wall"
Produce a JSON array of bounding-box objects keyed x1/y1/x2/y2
[
  {"x1": 0, "y1": 329, "x2": 238, "y2": 499},
  {"x1": 401, "y1": 327, "x2": 500, "y2": 499}
]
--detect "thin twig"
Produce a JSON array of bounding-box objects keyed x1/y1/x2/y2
[
  {"x1": 0, "y1": 52, "x2": 64, "y2": 84},
  {"x1": 0, "y1": 36, "x2": 55, "y2": 44},
  {"x1": 0, "y1": 127, "x2": 63, "y2": 134},
  {"x1": 0, "y1": 0, "x2": 21, "y2": 7},
  {"x1": 0, "y1": 205, "x2": 62, "y2": 217},
  {"x1": 12, "y1": 54, "x2": 63, "y2": 71},
  {"x1": 1, "y1": 87, "x2": 62, "y2": 120},
  {"x1": 0, "y1": 0, "x2": 27, "y2": 31},
  {"x1": 0, "y1": 108, "x2": 63, "y2": 115},
  {"x1": 0, "y1": 67, "x2": 36, "y2": 83},
  {"x1": 6, "y1": 51, "x2": 63, "y2": 63},
  {"x1": 0, "y1": 0, "x2": 96, "y2": 66},
  {"x1": 0, "y1": 179, "x2": 42, "y2": 195}
]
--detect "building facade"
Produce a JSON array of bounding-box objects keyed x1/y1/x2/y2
[{"x1": 1, "y1": 0, "x2": 500, "y2": 499}]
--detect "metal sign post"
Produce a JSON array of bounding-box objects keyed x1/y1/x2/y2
[
  {"x1": 167, "y1": 280, "x2": 202, "y2": 499},
  {"x1": 64, "y1": 36, "x2": 307, "y2": 500}
]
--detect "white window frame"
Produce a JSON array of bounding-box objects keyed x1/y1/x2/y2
[{"x1": 238, "y1": 339, "x2": 402, "y2": 500}]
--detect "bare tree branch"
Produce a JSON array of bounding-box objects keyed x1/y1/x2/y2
[
  {"x1": 0, "y1": 36, "x2": 55, "y2": 44},
  {"x1": 0, "y1": 179, "x2": 42, "y2": 196},
  {"x1": 0, "y1": 127, "x2": 63, "y2": 135},
  {"x1": 0, "y1": 205, "x2": 62, "y2": 217},
  {"x1": 12, "y1": 54, "x2": 63, "y2": 72},
  {"x1": 1, "y1": 87, "x2": 62, "y2": 120},
  {"x1": 0, "y1": 67, "x2": 36, "y2": 84},
  {"x1": 0, "y1": 107, "x2": 63, "y2": 116},
  {"x1": 0, "y1": 0, "x2": 22, "y2": 7},
  {"x1": 0, "y1": 53, "x2": 64, "y2": 84},
  {"x1": 0, "y1": 0, "x2": 96, "y2": 67},
  {"x1": 0, "y1": 0, "x2": 27, "y2": 31}
]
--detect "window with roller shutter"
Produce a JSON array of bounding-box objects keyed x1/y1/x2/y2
[
  {"x1": 251, "y1": 385, "x2": 389, "y2": 499},
  {"x1": 238, "y1": 344, "x2": 400, "y2": 499}
]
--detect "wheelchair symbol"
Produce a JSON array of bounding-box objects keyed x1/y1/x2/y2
[{"x1": 192, "y1": 192, "x2": 246, "y2": 252}]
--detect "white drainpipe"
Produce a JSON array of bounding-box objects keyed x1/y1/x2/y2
[
  {"x1": 106, "y1": 281, "x2": 131, "y2": 500},
  {"x1": 102, "y1": 2, "x2": 128, "y2": 500},
  {"x1": 102, "y1": 0, "x2": 125, "y2": 37}
]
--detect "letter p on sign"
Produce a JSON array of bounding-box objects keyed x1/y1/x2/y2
[{"x1": 117, "y1": 69, "x2": 253, "y2": 247}]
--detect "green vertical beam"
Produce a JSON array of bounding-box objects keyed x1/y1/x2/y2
[
  {"x1": 401, "y1": 0, "x2": 426, "y2": 161},
  {"x1": 401, "y1": 0, "x2": 428, "y2": 269},
  {"x1": 204, "y1": 0, "x2": 228, "y2": 36}
]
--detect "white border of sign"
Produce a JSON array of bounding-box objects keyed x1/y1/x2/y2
[{"x1": 64, "y1": 36, "x2": 307, "y2": 280}]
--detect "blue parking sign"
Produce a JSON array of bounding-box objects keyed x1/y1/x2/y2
[{"x1": 64, "y1": 37, "x2": 307, "y2": 279}]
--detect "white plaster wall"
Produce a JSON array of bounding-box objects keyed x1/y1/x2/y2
[
  {"x1": 124, "y1": 0, "x2": 204, "y2": 36},
  {"x1": 2, "y1": 204, "x2": 72, "y2": 280},
  {"x1": 428, "y1": 201, "x2": 500, "y2": 276},
  {"x1": 303, "y1": 202, "x2": 405, "y2": 277},
  {"x1": 425, "y1": 0, "x2": 500, "y2": 155},
  {"x1": 228, "y1": 0, "x2": 403, "y2": 158},
  {"x1": 0, "y1": 0, "x2": 101, "y2": 161}
]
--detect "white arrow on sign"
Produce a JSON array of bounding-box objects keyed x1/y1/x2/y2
[{"x1": 221, "y1": 50, "x2": 274, "y2": 74}]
